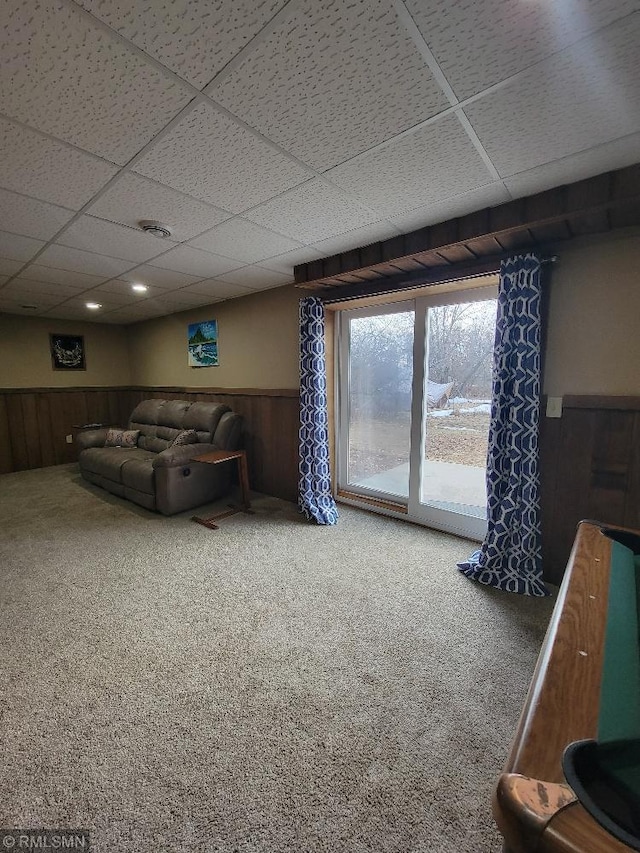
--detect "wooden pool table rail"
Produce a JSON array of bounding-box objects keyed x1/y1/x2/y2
[{"x1": 493, "y1": 520, "x2": 639, "y2": 853}]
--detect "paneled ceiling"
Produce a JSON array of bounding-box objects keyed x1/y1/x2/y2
[{"x1": 0, "y1": 0, "x2": 639, "y2": 324}]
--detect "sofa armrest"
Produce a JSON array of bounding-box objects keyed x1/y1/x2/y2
[
  {"x1": 213, "y1": 411, "x2": 242, "y2": 450},
  {"x1": 76, "y1": 428, "x2": 109, "y2": 451},
  {"x1": 152, "y1": 442, "x2": 219, "y2": 469}
]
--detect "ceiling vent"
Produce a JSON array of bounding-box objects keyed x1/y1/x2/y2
[{"x1": 139, "y1": 220, "x2": 173, "y2": 239}]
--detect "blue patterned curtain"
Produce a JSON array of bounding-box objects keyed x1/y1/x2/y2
[
  {"x1": 299, "y1": 296, "x2": 339, "y2": 525},
  {"x1": 458, "y1": 254, "x2": 547, "y2": 596}
]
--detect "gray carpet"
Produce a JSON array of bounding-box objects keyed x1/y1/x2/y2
[{"x1": 0, "y1": 464, "x2": 554, "y2": 852}]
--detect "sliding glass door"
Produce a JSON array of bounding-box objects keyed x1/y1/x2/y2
[{"x1": 337, "y1": 284, "x2": 497, "y2": 539}]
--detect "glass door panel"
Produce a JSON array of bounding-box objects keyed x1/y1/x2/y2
[
  {"x1": 408, "y1": 290, "x2": 497, "y2": 539},
  {"x1": 341, "y1": 305, "x2": 414, "y2": 499}
]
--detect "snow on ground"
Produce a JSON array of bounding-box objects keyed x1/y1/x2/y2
[
  {"x1": 460, "y1": 403, "x2": 491, "y2": 414},
  {"x1": 427, "y1": 400, "x2": 491, "y2": 418}
]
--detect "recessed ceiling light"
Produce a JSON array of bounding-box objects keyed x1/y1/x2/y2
[
  {"x1": 131, "y1": 283, "x2": 148, "y2": 293},
  {"x1": 86, "y1": 302, "x2": 102, "y2": 310}
]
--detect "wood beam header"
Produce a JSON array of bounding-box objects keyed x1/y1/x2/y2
[{"x1": 294, "y1": 164, "x2": 640, "y2": 294}]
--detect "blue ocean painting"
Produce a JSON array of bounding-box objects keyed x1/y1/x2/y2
[{"x1": 188, "y1": 320, "x2": 219, "y2": 367}]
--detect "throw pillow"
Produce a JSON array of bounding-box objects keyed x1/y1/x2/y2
[
  {"x1": 104, "y1": 428, "x2": 140, "y2": 448},
  {"x1": 171, "y1": 429, "x2": 198, "y2": 447}
]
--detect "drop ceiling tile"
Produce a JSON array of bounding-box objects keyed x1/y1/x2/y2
[
  {"x1": 328, "y1": 115, "x2": 496, "y2": 217},
  {"x1": 465, "y1": 16, "x2": 640, "y2": 178},
  {"x1": 148, "y1": 245, "x2": 244, "y2": 278},
  {"x1": 180, "y1": 280, "x2": 255, "y2": 300},
  {"x1": 189, "y1": 218, "x2": 303, "y2": 262},
  {"x1": 49, "y1": 295, "x2": 116, "y2": 312},
  {"x1": 151, "y1": 290, "x2": 215, "y2": 307},
  {"x1": 0, "y1": 231, "x2": 45, "y2": 262},
  {"x1": 42, "y1": 305, "x2": 108, "y2": 322},
  {"x1": 0, "y1": 189, "x2": 74, "y2": 242},
  {"x1": 0, "y1": 300, "x2": 49, "y2": 316},
  {"x1": 245, "y1": 179, "x2": 380, "y2": 243},
  {"x1": 258, "y1": 246, "x2": 323, "y2": 274},
  {"x1": 0, "y1": 117, "x2": 120, "y2": 209},
  {"x1": 0, "y1": 276, "x2": 8, "y2": 286},
  {"x1": 86, "y1": 173, "x2": 231, "y2": 241},
  {"x1": 3, "y1": 278, "x2": 88, "y2": 298},
  {"x1": 96, "y1": 279, "x2": 166, "y2": 299},
  {"x1": 57, "y1": 216, "x2": 175, "y2": 263},
  {"x1": 75, "y1": 289, "x2": 139, "y2": 309},
  {"x1": 389, "y1": 183, "x2": 511, "y2": 232},
  {"x1": 76, "y1": 0, "x2": 288, "y2": 89},
  {"x1": 118, "y1": 265, "x2": 205, "y2": 290},
  {"x1": 405, "y1": 0, "x2": 637, "y2": 100},
  {"x1": 97, "y1": 311, "x2": 143, "y2": 324},
  {"x1": 16, "y1": 265, "x2": 107, "y2": 289},
  {"x1": 134, "y1": 101, "x2": 312, "y2": 212},
  {"x1": 0, "y1": 258, "x2": 25, "y2": 277},
  {"x1": 1, "y1": 289, "x2": 65, "y2": 307},
  {"x1": 0, "y1": 0, "x2": 193, "y2": 164},
  {"x1": 215, "y1": 266, "x2": 293, "y2": 288},
  {"x1": 108, "y1": 303, "x2": 172, "y2": 320},
  {"x1": 37, "y1": 245, "x2": 133, "y2": 278},
  {"x1": 312, "y1": 221, "x2": 403, "y2": 256},
  {"x1": 504, "y1": 132, "x2": 640, "y2": 199},
  {"x1": 208, "y1": 0, "x2": 449, "y2": 170}
]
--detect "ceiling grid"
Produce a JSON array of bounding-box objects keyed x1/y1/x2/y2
[{"x1": 0, "y1": 0, "x2": 637, "y2": 322}]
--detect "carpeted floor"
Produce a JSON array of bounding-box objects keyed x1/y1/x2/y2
[{"x1": 0, "y1": 464, "x2": 555, "y2": 852}]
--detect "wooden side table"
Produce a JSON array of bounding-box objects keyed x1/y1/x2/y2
[{"x1": 191, "y1": 449, "x2": 253, "y2": 530}]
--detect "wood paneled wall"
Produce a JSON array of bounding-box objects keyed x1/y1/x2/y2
[
  {"x1": 0, "y1": 388, "x2": 129, "y2": 474},
  {"x1": 3, "y1": 387, "x2": 638, "y2": 583},
  {"x1": 539, "y1": 396, "x2": 640, "y2": 584},
  {"x1": 0, "y1": 386, "x2": 300, "y2": 502}
]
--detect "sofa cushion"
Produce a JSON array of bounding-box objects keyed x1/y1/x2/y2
[
  {"x1": 157, "y1": 425, "x2": 182, "y2": 443},
  {"x1": 121, "y1": 455, "x2": 156, "y2": 494},
  {"x1": 129, "y1": 399, "x2": 164, "y2": 451},
  {"x1": 144, "y1": 435, "x2": 170, "y2": 453},
  {"x1": 80, "y1": 447, "x2": 156, "y2": 484},
  {"x1": 158, "y1": 400, "x2": 190, "y2": 428},
  {"x1": 183, "y1": 402, "x2": 229, "y2": 443},
  {"x1": 104, "y1": 428, "x2": 140, "y2": 448}
]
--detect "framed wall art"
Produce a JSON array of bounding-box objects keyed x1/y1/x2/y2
[
  {"x1": 50, "y1": 334, "x2": 86, "y2": 371},
  {"x1": 188, "y1": 320, "x2": 218, "y2": 367}
]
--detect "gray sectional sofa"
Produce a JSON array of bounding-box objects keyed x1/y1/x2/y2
[{"x1": 76, "y1": 398, "x2": 243, "y2": 515}]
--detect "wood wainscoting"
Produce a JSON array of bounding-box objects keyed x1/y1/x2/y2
[
  {"x1": 2, "y1": 387, "x2": 638, "y2": 583},
  {"x1": 0, "y1": 386, "x2": 300, "y2": 503},
  {"x1": 539, "y1": 395, "x2": 640, "y2": 585},
  {"x1": 0, "y1": 387, "x2": 130, "y2": 475}
]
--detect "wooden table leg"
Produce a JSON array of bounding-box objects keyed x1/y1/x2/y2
[
  {"x1": 191, "y1": 451, "x2": 253, "y2": 530},
  {"x1": 238, "y1": 451, "x2": 251, "y2": 511}
]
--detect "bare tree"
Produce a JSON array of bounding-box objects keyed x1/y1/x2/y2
[{"x1": 347, "y1": 299, "x2": 496, "y2": 419}]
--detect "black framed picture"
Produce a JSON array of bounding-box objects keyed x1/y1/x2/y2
[{"x1": 50, "y1": 334, "x2": 86, "y2": 371}]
